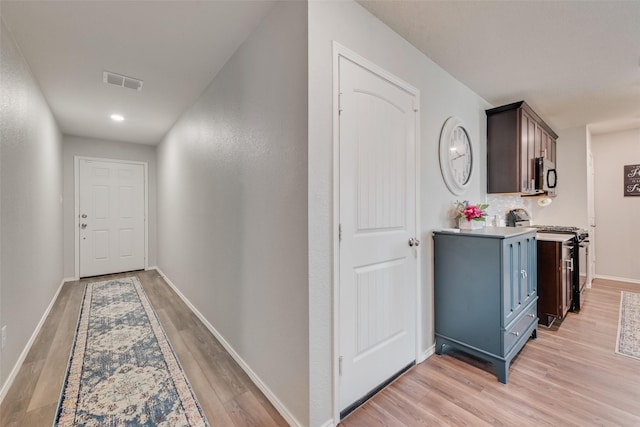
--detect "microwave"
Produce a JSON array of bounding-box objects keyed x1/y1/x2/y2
[{"x1": 535, "y1": 157, "x2": 557, "y2": 196}]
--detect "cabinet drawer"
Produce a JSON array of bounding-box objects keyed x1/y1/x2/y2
[{"x1": 503, "y1": 302, "x2": 537, "y2": 353}]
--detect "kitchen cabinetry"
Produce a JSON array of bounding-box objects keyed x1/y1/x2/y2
[
  {"x1": 433, "y1": 228, "x2": 538, "y2": 383},
  {"x1": 486, "y1": 101, "x2": 558, "y2": 194},
  {"x1": 537, "y1": 236, "x2": 573, "y2": 326}
]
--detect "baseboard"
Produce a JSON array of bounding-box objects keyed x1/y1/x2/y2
[
  {"x1": 594, "y1": 274, "x2": 640, "y2": 285},
  {"x1": 151, "y1": 267, "x2": 303, "y2": 427},
  {"x1": 0, "y1": 277, "x2": 70, "y2": 403},
  {"x1": 319, "y1": 419, "x2": 335, "y2": 427},
  {"x1": 420, "y1": 344, "x2": 436, "y2": 363}
]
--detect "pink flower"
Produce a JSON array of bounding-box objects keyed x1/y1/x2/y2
[{"x1": 454, "y1": 200, "x2": 489, "y2": 222}]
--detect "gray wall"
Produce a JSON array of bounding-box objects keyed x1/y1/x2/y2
[
  {"x1": 308, "y1": 2, "x2": 490, "y2": 424},
  {"x1": 591, "y1": 128, "x2": 640, "y2": 282},
  {"x1": 0, "y1": 19, "x2": 63, "y2": 389},
  {"x1": 62, "y1": 135, "x2": 157, "y2": 278},
  {"x1": 156, "y1": 2, "x2": 308, "y2": 424},
  {"x1": 529, "y1": 126, "x2": 589, "y2": 228}
]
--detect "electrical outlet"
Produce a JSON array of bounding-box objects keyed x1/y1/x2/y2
[{"x1": 1, "y1": 326, "x2": 6, "y2": 350}]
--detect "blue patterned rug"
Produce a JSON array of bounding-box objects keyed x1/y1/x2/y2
[
  {"x1": 54, "y1": 276, "x2": 209, "y2": 426},
  {"x1": 616, "y1": 291, "x2": 640, "y2": 360}
]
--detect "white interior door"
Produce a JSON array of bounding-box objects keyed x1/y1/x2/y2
[
  {"x1": 79, "y1": 159, "x2": 145, "y2": 277},
  {"x1": 338, "y1": 56, "x2": 418, "y2": 412}
]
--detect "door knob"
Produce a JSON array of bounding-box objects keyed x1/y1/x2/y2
[
  {"x1": 81, "y1": 223, "x2": 87, "y2": 229},
  {"x1": 408, "y1": 238, "x2": 420, "y2": 247}
]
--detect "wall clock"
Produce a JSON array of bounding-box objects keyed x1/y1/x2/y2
[{"x1": 439, "y1": 116, "x2": 473, "y2": 195}]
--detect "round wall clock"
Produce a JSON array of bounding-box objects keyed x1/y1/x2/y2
[{"x1": 439, "y1": 116, "x2": 473, "y2": 195}]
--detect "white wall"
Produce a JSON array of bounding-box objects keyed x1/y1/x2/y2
[
  {"x1": 0, "y1": 18, "x2": 63, "y2": 390},
  {"x1": 529, "y1": 125, "x2": 589, "y2": 227},
  {"x1": 591, "y1": 128, "x2": 640, "y2": 282},
  {"x1": 62, "y1": 135, "x2": 157, "y2": 278},
  {"x1": 308, "y1": 2, "x2": 490, "y2": 425},
  {"x1": 156, "y1": 2, "x2": 308, "y2": 425}
]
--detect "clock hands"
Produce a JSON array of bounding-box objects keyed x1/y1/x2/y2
[
  {"x1": 450, "y1": 150, "x2": 468, "y2": 161},
  {"x1": 451, "y1": 152, "x2": 466, "y2": 161}
]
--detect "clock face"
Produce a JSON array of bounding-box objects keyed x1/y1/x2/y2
[
  {"x1": 448, "y1": 126, "x2": 472, "y2": 186},
  {"x1": 439, "y1": 117, "x2": 473, "y2": 195}
]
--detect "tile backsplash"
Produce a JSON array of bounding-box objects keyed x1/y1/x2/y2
[{"x1": 486, "y1": 194, "x2": 534, "y2": 225}]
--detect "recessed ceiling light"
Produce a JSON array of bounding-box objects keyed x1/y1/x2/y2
[{"x1": 110, "y1": 114, "x2": 125, "y2": 122}]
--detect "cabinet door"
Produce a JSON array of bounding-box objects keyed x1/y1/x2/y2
[
  {"x1": 522, "y1": 236, "x2": 537, "y2": 308},
  {"x1": 504, "y1": 238, "x2": 523, "y2": 325},
  {"x1": 520, "y1": 110, "x2": 537, "y2": 193},
  {"x1": 503, "y1": 235, "x2": 537, "y2": 326},
  {"x1": 549, "y1": 139, "x2": 557, "y2": 164},
  {"x1": 535, "y1": 124, "x2": 543, "y2": 161}
]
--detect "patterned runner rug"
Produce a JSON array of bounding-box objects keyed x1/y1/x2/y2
[
  {"x1": 616, "y1": 291, "x2": 640, "y2": 360},
  {"x1": 55, "y1": 276, "x2": 209, "y2": 426}
]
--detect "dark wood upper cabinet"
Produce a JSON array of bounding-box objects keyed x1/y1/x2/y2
[{"x1": 486, "y1": 101, "x2": 558, "y2": 194}]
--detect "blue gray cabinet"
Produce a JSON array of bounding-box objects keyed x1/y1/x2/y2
[{"x1": 433, "y1": 227, "x2": 538, "y2": 383}]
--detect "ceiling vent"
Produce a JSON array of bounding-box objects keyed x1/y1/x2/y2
[{"x1": 102, "y1": 71, "x2": 143, "y2": 91}]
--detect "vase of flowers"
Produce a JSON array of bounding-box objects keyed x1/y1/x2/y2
[{"x1": 454, "y1": 200, "x2": 488, "y2": 230}]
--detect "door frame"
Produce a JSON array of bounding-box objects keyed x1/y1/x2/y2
[
  {"x1": 331, "y1": 42, "x2": 422, "y2": 421},
  {"x1": 74, "y1": 156, "x2": 149, "y2": 279}
]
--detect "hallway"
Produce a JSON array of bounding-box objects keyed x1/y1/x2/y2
[{"x1": 0, "y1": 270, "x2": 288, "y2": 427}]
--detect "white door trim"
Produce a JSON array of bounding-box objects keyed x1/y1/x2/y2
[
  {"x1": 74, "y1": 156, "x2": 148, "y2": 279},
  {"x1": 331, "y1": 42, "x2": 421, "y2": 422}
]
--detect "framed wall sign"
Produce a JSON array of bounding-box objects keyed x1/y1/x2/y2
[{"x1": 624, "y1": 164, "x2": 640, "y2": 196}]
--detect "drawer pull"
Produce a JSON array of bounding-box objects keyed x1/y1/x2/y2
[
  {"x1": 528, "y1": 313, "x2": 535, "y2": 318},
  {"x1": 511, "y1": 331, "x2": 520, "y2": 337}
]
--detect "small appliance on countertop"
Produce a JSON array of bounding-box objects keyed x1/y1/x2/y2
[{"x1": 506, "y1": 208, "x2": 531, "y2": 227}]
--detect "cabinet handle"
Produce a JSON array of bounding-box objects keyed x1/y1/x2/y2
[
  {"x1": 511, "y1": 331, "x2": 520, "y2": 337},
  {"x1": 521, "y1": 269, "x2": 527, "y2": 279},
  {"x1": 528, "y1": 313, "x2": 535, "y2": 318}
]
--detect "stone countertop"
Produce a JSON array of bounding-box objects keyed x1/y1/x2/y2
[
  {"x1": 535, "y1": 232, "x2": 574, "y2": 242},
  {"x1": 434, "y1": 226, "x2": 537, "y2": 239}
]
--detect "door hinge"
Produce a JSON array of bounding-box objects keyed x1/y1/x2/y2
[
  {"x1": 338, "y1": 92, "x2": 343, "y2": 115},
  {"x1": 339, "y1": 356, "x2": 343, "y2": 376},
  {"x1": 338, "y1": 224, "x2": 342, "y2": 242}
]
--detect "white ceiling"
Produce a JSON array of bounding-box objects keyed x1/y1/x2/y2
[
  {"x1": 2, "y1": 1, "x2": 639, "y2": 145},
  {"x1": 1, "y1": 1, "x2": 276, "y2": 145},
  {"x1": 358, "y1": 0, "x2": 640, "y2": 134}
]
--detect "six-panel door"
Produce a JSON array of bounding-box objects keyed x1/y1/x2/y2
[{"x1": 79, "y1": 159, "x2": 145, "y2": 277}]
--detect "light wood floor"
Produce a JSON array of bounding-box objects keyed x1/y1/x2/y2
[
  {"x1": 341, "y1": 278, "x2": 640, "y2": 427},
  {"x1": 0, "y1": 270, "x2": 288, "y2": 427},
  {"x1": 2, "y1": 275, "x2": 639, "y2": 427}
]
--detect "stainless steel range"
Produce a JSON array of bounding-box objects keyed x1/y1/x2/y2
[{"x1": 533, "y1": 225, "x2": 590, "y2": 311}]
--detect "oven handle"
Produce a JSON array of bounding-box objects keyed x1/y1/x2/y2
[{"x1": 565, "y1": 258, "x2": 574, "y2": 272}]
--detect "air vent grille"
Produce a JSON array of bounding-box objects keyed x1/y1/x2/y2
[{"x1": 103, "y1": 71, "x2": 143, "y2": 91}]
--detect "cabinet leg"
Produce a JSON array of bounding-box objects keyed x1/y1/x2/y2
[
  {"x1": 496, "y1": 361, "x2": 508, "y2": 384},
  {"x1": 531, "y1": 329, "x2": 538, "y2": 339}
]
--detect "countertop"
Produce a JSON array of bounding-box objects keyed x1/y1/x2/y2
[
  {"x1": 434, "y1": 226, "x2": 537, "y2": 239},
  {"x1": 535, "y1": 232, "x2": 574, "y2": 242}
]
